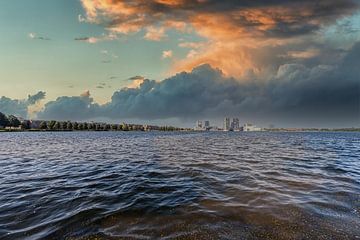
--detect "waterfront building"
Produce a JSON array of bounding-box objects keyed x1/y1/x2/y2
[
  {"x1": 243, "y1": 123, "x2": 262, "y2": 132},
  {"x1": 231, "y1": 118, "x2": 240, "y2": 131},
  {"x1": 204, "y1": 121, "x2": 210, "y2": 128},
  {"x1": 195, "y1": 120, "x2": 203, "y2": 131},
  {"x1": 223, "y1": 118, "x2": 231, "y2": 131}
]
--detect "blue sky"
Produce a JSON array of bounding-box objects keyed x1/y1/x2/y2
[{"x1": 0, "y1": 0, "x2": 199, "y2": 103}]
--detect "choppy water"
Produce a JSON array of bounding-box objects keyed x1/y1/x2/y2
[{"x1": 0, "y1": 131, "x2": 359, "y2": 239}]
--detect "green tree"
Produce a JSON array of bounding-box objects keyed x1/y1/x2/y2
[
  {"x1": 66, "y1": 121, "x2": 73, "y2": 130},
  {"x1": 78, "y1": 123, "x2": 84, "y2": 130},
  {"x1": 53, "y1": 121, "x2": 61, "y2": 130},
  {"x1": 39, "y1": 121, "x2": 47, "y2": 130},
  {"x1": 21, "y1": 120, "x2": 31, "y2": 130},
  {"x1": 60, "y1": 122, "x2": 67, "y2": 130},
  {"x1": 88, "y1": 123, "x2": 95, "y2": 130},
  {"x1": 8, "y1": 115, "x2": 21, "y2": 128},
  {"x1": 83, "y1": 122, "x2": 88, "y2": 130},
  {"x1": 122, "y1": 123, "x2": 129, "y2": 131},
  {"x1": 0, "y1": 112, "x2": 9, "y2": 128},
  {"x1": 73, "y1": 122, "x2": 78, "y2": 130},
  {"x1": 48, "y1": 120, "x2": 56, "y2": 130},
  {"x1": 117, "y1": 124, "x2": 123, "y2": 131},
  {"x1": 111, "y1": 124, "x2": 118, "y2": 131}
]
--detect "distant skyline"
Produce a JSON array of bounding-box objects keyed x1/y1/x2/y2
[{"x1": 0, "y1": 0, "x2": 359, "y2": 127}]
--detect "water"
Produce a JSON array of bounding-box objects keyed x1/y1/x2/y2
[{"x1": 0, "y1": 131, "x2": 359, "y2": 239}]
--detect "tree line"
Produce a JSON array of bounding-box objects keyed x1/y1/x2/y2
[{"x1": 0, "y1": 112, "x2": 184, "y2": 131}]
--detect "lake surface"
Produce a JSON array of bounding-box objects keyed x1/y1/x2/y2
[{"x1": 0, "y1": 131, "x2": 359, "y2": 239}]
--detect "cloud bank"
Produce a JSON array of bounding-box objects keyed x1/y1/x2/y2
[
  {"x1": 34, "y1": 42, "x2": 360, "y2": 127},
  {"x1": 0, "y1": 91, "x2": 46, "y2": 118}
]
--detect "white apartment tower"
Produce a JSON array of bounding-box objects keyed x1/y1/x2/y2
[{"x1": 223, "y1": 118, "x2": 231, "y2": 131}]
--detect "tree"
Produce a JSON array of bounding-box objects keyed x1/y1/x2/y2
[
  {"x1": 7, "y1": 115, "x2": 21, "y2": 128},
  {"x1": 39, "y1": 121, "x2": 47, "y2": 130},
  {"x1": 53, "y1": 121, "x2": 61, "y2": 130},
  {"x1": 73, "y1": 122, "x2": 78, "y2": 130},
  {"x1": 0, "y1": 112, "x2": 9, "y2": 128},
  {"x1": 117, "y1": 124, "x2": 123, "y2": 131},
  {"x1": 78, "y1": 123, "x2": 84, "y2": 130},
  {"x1": 60, "y1": 122, "x2": 67, "y2": 130},
  {"x1": 66, "y1": 121, "x2": 73, "y2": 130},
  {"x1": 111, "y1": 124, "x2": 118, "y2": 131},
  {"x1": 122, "y1": 123, "x2": 129, "y2": 131},
  {"x1": 48, "y1": 120, "x2": 56, "y2": 130},
  {"x1": 88, "y1": 123, "x2": 95, "y2": 130},
  {"x1": 83, "y1": 122, "x2": 88, "y2": 130},
  {"x1": 21, "y1": 120, "x2": 31, "y2": 130}
]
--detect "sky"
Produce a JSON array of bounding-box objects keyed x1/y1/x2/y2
[{"x1": 0, "y1": 0, "x2": 359, "y2": 128}]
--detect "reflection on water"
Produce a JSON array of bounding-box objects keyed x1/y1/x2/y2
[{"x1": 0, "y1": 131, "x2": 359, "y2": 239}]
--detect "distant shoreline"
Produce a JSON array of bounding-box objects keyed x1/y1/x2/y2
[{"x1": 1, "y1": 129, "x2": 359, "y2": 133}]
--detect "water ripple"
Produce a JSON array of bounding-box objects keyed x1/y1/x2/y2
[{"x1": 0, "y1": 131, "x2": 359, "y2": 239}]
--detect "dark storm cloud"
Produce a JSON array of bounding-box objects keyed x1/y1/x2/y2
[
  {"x1": 0, "y1": 91, "x2": 46, "y2": 118},
  {"x1": 36, "y1": 42, "x2": 360, "y2": 126},
  {"x1": 37, "y1": 94, "x2": 100, "y2": 121},
  {"x1": 82, "y1": 0, "x2": 359, "y2": 38}
]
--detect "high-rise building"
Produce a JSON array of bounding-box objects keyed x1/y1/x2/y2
[
  {"x1": 223, "y1": 117, "x2": 230, "y2": 131},
  {"x1": 196, "y1": 120, "x2": 203, "y2": 130},
  {"x1": 231, "y1": 118, "x2": 240, "y2": 131},
  {"x1": 204, "y1": 120, "x2": 210, "y2": 128}
]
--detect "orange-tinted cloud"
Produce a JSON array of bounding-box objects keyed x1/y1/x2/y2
[{"x1": 80, "y1": 0, "x2": 359, "y2": 77}]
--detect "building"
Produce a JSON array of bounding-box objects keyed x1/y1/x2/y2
[
  {"x1": 243, "y1": 123, "x2": 262, "y2": 132},
  {"x1": 223, "y1": 117, "x2": 231, "y2": 131},
  {"x1": 231, "y1": 118, "x2": 240, "y2": 131},
  {"x1": 204, "y1": 120, "x2": 210, "y2": 128},
  {"x1": 195, "y1": 120, "x2": 203, "y2": 131}
]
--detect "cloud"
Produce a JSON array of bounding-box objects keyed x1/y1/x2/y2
[
  {"x1": 78, "y1": 14, "x2": 86, "y2": 23},
  {"x1": 74, "y1": 33, "x2": 117, "y2": 44},
  {"x1": 186, "y1": 49, "x2": 198, "y2": 58},
  {"x1": 79, "y1": 0, "x2": 360, "y2": 77},
  {"x1": 74, "y1": 37, "x2": 99, "y2": 43},
  {"x1": 128, "y1": 76, "x2": 145, "y2": 81},
  {"x1": 162, "y1": 50, "x2": 173, "y2": 59},
  {"x1": 126, "y1": 76, "x2": 146, "y2": 88},
  {"x1": 38, "y1": 91, "x2": 100, "y2": 121},
  {"x1": 96, "y1": 83, "x2": 109, "y2": 89},
  {"x1": 27, "y1": 91, "x2": 46, "y2": 105},
  {"x1": 28, "y1": 33, "x2": 51, "y2": 41},
  {"x1": 35, "y1": 42, "x2": 360, "y2": 127},
  {"x1": 101, "y1": 49, "x2": 119, "y2": 58},
  {"x1": 0, "y1": 97, "x2": 28, "y2": 118},
  {"x1": 0, "y1": 91, "x2": 46, "y2": 118},
  {"x1": 80, "y1": 90, "x2": 91, "y2": 98},
  {"x1": 144, "y1": 26, "x2": 167, "y2": 41},
  {"x1": 178, "y1": 41, "x2": 205, "y2": 49}
]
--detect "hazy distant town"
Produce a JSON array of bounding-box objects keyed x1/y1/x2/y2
[{"x1": 194, "y1": 118, "x2": 262, "y2": 132}]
